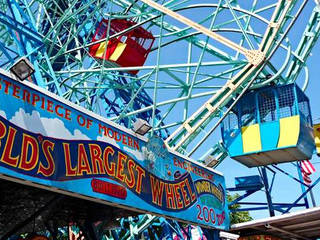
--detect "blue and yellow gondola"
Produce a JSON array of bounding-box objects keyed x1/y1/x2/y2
[{"x1": 221, "y1": 83, "x2": 315, "y2": 167}]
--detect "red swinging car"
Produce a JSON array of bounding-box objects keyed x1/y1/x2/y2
[{"x1": 89, "y1": 19, "x2": 155, "y2": 75}]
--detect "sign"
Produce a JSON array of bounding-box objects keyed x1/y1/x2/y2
[{"x1": 0, "y1": 70, "x2": 229, "y2": 230}]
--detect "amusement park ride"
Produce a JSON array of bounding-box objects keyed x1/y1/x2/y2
[{"x1": 0, "y1": 0, "x2": 320, "y2": 239}]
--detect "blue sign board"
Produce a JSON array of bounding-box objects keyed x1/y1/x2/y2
[{"x1": 0, "y1": 70, "x2": 229, "y2": 230}]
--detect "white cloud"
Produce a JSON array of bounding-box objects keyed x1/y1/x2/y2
[
  {"x1": 97, "y1": 135, "x2": 145, "y2": 161},
  {"x1": 97, "y1": 134, "x2": 120, "y2": 148},
  {"x1": 123, "y1": 146, "x2": 144, "y2": 161},
  {"x1": 10, "y1": 108, "x2": 89, "y2": 140},
  {"x1": 142, "y1": 146, "x2": 155, "y2": 162},
  {"x1": 0, "y1": 110, "x2": 6, "y2": 119}
]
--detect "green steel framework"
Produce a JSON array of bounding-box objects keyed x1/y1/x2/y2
[
  {"x1": 1, "y1": 0, "x2": 319, "y2": 161},
  {"x1": 0, "y1": 0, "x2": 320, "y2": 238}
]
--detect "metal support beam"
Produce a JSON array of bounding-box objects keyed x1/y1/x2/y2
[
  {"x1": 261, "y1": 167, "x2": 275, "y2": 217},
  {"x1": 139, "y1": 0, "x2": 265, "y2": 64},
  {"x1": 284, "y1": 175, "x2": 320, "y2": 213}
]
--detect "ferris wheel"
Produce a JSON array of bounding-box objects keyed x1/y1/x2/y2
[
  {"x1": 1, "y1": 0, "x2": 320, "y2": 238},
  {"x1": 2, "y1": 0, "x2": 319, "y2": 161}
]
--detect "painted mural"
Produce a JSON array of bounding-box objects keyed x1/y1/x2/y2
[{"x1": 0, "y1": 70, "x2": 229, "y2": 230}]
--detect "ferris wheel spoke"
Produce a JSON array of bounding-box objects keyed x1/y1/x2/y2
[
  {"x1": 139, "y1": 0, "x2": 268, "y2": 65},
  {"x1": 223, "y1": 0, "x2": 255, "y2": 50},
  {"x1": 109, "y1": 88, "x2": 219, "y2": 120},
  {"x1": 148, "y1": 10, "x2": 262, "y2": 63}
]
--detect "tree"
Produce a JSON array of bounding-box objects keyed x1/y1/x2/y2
[{"x1": 227, "y1": 193, "x2": 253, "y2": 225}]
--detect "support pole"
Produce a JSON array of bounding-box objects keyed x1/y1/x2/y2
[
  {"x1": 261, "y1": 167, "x2": 275, "y2": 216},
  {"x1": 310, "y1": 189, "x2": 316, "y2": 207}
]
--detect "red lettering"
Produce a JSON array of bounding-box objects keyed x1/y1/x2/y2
[
  {"x1": 183, "y1": 162, "x2": 188, "y2": 170},
  {"x1": 55, "y1": 105, "x2": 64, "y2": 117},
  {"x1": 165, "y1": 183, "x2": 176, "y2": 209},
  {"x1": 134, "y1": 140, "x2": 139, "y2": 150},
  {"x1": 47, "y1": 100, "x2": 54, "y2": 112},
  {"x1": 173, "y1": 157, "x2": 178, "y2": 167},
  {"x1": 125, "y1": 159, "x2": 135, "y2": 188},
  {"x1": 40, "y1": 97, "x2": 45, "y2": 109},
  {"x1": 135, "y1": 165, "x2": 145, "y2": 194},
  {"x1": 210, "y1": 208, "x2": 216, "y2": 224},
  {"x1": 3, "y1": 79, "x2": 11, "y2": 94},
  {"x1": 12, "y1": 84, "x2": 20, "y2": 99},
  {"x1": 103, "y1": 146, "x2": 115, "y2": 176},
  {"x1": 77, "y1": 144, "x2": 92, "y2": 175},
  {"x1": 22, "y1": 89, "x2": 30, "y2": 103},
  {"x1": 1, "y1": 127, "x2": 19, "y2": 167},
  {"x1": 63, "y1": 143, "x2": 77, "y2": 176},
  {"x1": 107, "y1": 128, "x2": 114, "y2": 138},
  {"x1": 77, "y1": 115, "x2": 85, "y2": 126},
  {"x1": 32, "y1": 93, "x2": 40, "y2": 106},
  {"x1": 176, "y1": 158, "x2": 183, "y2": 169},
  {"x1": 86, "y1": 119, "x2": 92, "y2": 129},
  {"x1": 150, "y1": 176, "x2": 164, "y2": 206},
  {"x1": 65, "y1": 109, "x2": 71, "y2": 120},
  {"x1": 179, "y1": 181, "x2": 190, "y2": 207},
  {"x1": 98, "y1": 124, "x2": 107, "y2": 135},
  {"x1": 89, "y1": 144, "x2": 105, "y2": 174},
  {"x1": 197, "y1": 204, "x2": 203, "y2": 220},
  {"x1": 115, "y1": 131, "x2": 121, "y2": 142},
  {"x1": 38, "y1": 140, "x2": 55, "y2": 177},
  {"x1": 203, "y1": 206, "x2": 210, "y2": 223},
  {"x1": 91, "y1": 179, "x2": 127, "y2": 199},
  {"x1": 122, "y1": 134, "x2": 127, "y2": 145},
  {"x1": 19, "y1": 134, "x2": 39, "y2": 171},
  {"x1": 127, "y1": 136, "x2": 133, "y2": 147},
  {"x1": 174, "y1": 184, "x2": 183, "y2": 209},
  {"x1": 185, "y1": 178, "x2": 196, "y2": 202},
  {"x1": 116, "y1": 152, "x2": 126, "y2": 181}
]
